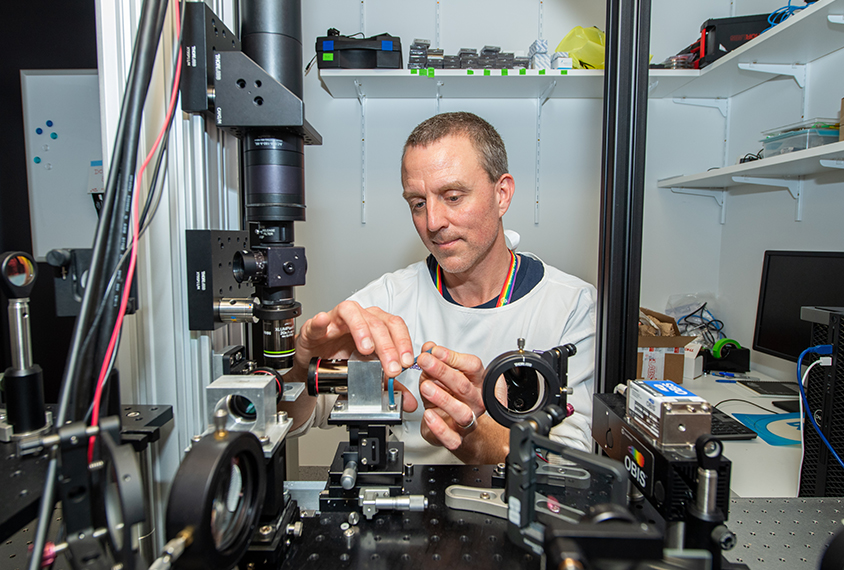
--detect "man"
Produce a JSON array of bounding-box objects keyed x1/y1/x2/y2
[{"x1": 283, "y1": 112, "x2": 596, "y2": 464}]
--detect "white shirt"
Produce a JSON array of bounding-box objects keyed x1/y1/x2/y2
[{"x1": 306, "y1": 253, "x2": 597, "y2": 464}]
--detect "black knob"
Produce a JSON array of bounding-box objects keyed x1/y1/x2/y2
[{"x1": 46, "y1": 249, "x2": 72, "y2": 268}]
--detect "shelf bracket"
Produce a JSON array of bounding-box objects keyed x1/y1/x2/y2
[
  {"x1": 539, "y1": 80, "x2": 557, "y2": 106},
  {"x1": 534, "y1": 80, "x2": 557, "y2": 224},
  {"x1": 732, "y1": 175, "x2": 803, "y2": 221},
  {"x1": 355, "y1": 80, "x2": 367, "y2": 224},
  {"x1": 829, "y1": 14, "x2": 844, "y2": 24},
  {"x1": 670, "y1": 187, "x2": 727, "y2": 224},
  {"x1": 436, "y1": 81, "x2": 444, "y2": 114},
  {"x1": 737, "y1": 63, "x2": 806, "y2": 88},
  {"x1": 672, "y1": 97, "x2": 728, "y2": 118},
  {"x1": 820, "y1": 159, "x2": 844, "y2": 169}
]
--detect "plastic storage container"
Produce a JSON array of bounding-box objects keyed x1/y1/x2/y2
[{"x1": 761, "y1": 128, "x2": 840, "y2": 157}]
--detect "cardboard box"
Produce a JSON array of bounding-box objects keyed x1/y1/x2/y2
[{"x1": 637, "y1": 308, "x2": 696, "y2": 384}]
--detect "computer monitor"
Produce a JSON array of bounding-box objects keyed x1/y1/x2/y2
[{"x1": 753, "y1": 251, "x2": 844, "y2": 363}]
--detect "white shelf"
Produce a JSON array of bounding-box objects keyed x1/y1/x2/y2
[
  {"x1": 657, "y1": 140, "x2": 844, "y2": 190},
  {"x1": 319, "y1": 68, "x2": 697, "y2": 99},
  {"x1": 669, "y1": 0, "x2": 844, "y2": 99},
  {"x1": 319, "y1": 0, "x2": 844, "y2": 100}
]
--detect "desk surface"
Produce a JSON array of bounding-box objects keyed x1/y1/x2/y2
[{"x1": 682, "y1": 372, "x2": 802, "y2": 498}]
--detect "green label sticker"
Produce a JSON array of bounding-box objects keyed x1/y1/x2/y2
[
  {"x1": 411, "y1": 69, "x2": 418, "y2": 75},
  {"x1": 539, "y1": 69, "x2": 546, "y2": 75},
  {"x1": 322, "y1": 53, "x2": 334, "y2": 61},
  {"x1": 501, "y1": 69, "x2": 508, "y2": 76},
  {"x1": 467, "y1": 69, "x2": 474, "y2": 75},
  {"x1": 519, "y1": 68, "x2": 526, "y2": 75},
  {"x1": 427, "y1": 68, "x2": 435, "y2": 77},
  {"x1": 560, "y1": 69, "x2": 568, "y2": 75},
  {"x1": 484, "y1": 69, "x2": 490, "y2": 76}
]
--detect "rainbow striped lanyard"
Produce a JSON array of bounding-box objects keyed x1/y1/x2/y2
[{"x1": 436, "y1": 250, "x2": 520, "y2": 307}]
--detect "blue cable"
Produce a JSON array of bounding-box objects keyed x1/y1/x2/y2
[
  {"x1": 387, "y1": 348, "x2": 433, "y2": 408},
  {"x1": 796, "y1": 345, "x2": 844, "y2": 472},
  {"x1": 765, "y1": 0, "x2": 805, "y2": 32}
]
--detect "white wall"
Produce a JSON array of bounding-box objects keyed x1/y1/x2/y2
[{"x1": 717, "y1": 45, "x2": 844, "y2": 380}]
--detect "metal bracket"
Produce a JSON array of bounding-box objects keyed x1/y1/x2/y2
[
  {"x1": 535, "y1": 80, "x2": 557, "y2": 224},
  {"x1": 737, "y1": 62, "x2": 806, "y2": 88},
  {"x1": 672, "y1": 97, "x2": 728, "y2": 118},
  {"x1": 670, "y1": 187, "x2": 727, "y2": 224},
  {"x1": 435, "y1": 81, "x2": 444, "y2": 114},
  {"x1": 732, "y1": 175, "x2": 803, "y2": 221},
  {"x1": 829, "y1": 14, "x2": 844, "y2": 24},
  {"x1": 355, "y1": 80, "x2": 367, "y2": 224},
  {"x1": 820, "y1": 159, "x2": 844, "y2": 169}
]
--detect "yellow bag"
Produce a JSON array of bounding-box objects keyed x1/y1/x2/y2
[{"x1": 555, "y1": 26, "x2": 605, "y2": 69}]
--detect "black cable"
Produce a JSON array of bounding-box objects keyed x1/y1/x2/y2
[
  {"x1": 713, "y1": 398, "x2": 779, "y2": 415},
  {"x1": 28, "y1": 2, "x2": 170, "y2": 569},
  {"x1": 73, "y1": 0, "x2": 170, "y2": 423},
  {"x1": 83, "y1": 0, "x2": 170, "y2": 422}
]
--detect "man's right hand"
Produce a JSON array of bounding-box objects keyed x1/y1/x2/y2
[{"x1": 288, "y1": 301, "x2": 419, "y2": 412}]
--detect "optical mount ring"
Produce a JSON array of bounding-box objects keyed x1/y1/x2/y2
[
  {"x1": 482, "y1": 348, "x2": 563, "y2": 428},
  {"x1": 165, "y1": 430, "x2": 266, "y2": 570}
]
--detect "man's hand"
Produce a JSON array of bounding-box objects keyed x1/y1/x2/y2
[
  {"x1": 416, "y1": 343, "x2": 509, "y2": 464},
  {"x1": 287, "y1": 301, "x2": 418, "y2": 414}
]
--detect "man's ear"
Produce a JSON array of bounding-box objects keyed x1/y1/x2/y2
[{"x1": 496, "y1": 173, "x2": 515, "y2": 217}]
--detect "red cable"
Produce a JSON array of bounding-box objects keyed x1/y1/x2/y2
[{"x1": 89, "y1": 0, "x2": 183, "y2": 461}]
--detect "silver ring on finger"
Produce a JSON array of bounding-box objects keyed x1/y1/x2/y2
[{"x1": 456, "y1": 409, "x2": 476, "y2": 431}]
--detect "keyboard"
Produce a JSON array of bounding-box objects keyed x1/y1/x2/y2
[{"x1": 710, "y1": 408, "x2": 758, "y2": 441}]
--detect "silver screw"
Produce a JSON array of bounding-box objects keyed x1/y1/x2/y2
[
  {"x1": 388, "y1": 448, "x2": 399, "y2": 463},
  {"x1": 277, "y1": 411, "x2": 288, "y2": 422},
  {"x1": 389, "y1": 403, "x2": 397, "y2": 411},
  {"x1": 517, "y1": 338, "x2": 525, "y2": 351},
  {"x1": 340, "y1": 522, "x2": 350, "y2": 531},
  {"x1": 259, "y1": 525, "x2": 273, "y2": 537},
  {"x1": 405, "y1": 463, "x2": 414, "y2": 475},
  {"x1": 334, "y1": 400, "x2": 344, "y2": 410},
  {"x1": 348, "y1": 512, "x2": 360, "y2": 525},
  {"x1": 214, "y1": 409, "x2": 228, "y2": 433},
  {"x1": 480, "y1": 492, "x2": 490, "y2": 500},
  {"x1": 286, "y1": 522, "x2": 303, "y2": 537},
  {"x1": 361, "y1": 458, "x2": 367, "y2": 465},
  {"x1": 260, "y1": 435, "x2": 270, "y2": 445},
  {"x1": 126, "y1": 411, "x2": 140, "y2": 418}
]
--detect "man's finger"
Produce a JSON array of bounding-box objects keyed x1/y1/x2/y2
[
  {"x1": 419, "y1": 380, "x2": 475, "y2": 427},
  {"x1": 392, "y1": 380, "x2": 418, "y2": 413},
  {"x1": 417, "y1": 352, "x2": 484, "y2": 410},
  {"x1": 423, "y1": 409, "x2": 461, "y2": 451},
  {"x1": 430, "y1": 345, "x2": 485, "y2": 381}
]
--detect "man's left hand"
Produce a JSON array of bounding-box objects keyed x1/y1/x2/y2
[{"x1": 416, "y1": 343, "x2": 509, "y2": 464}]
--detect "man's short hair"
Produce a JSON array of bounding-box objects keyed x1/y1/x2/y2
[{"x1": 402, "y1": 112, "x2": 508, "y2": 183}]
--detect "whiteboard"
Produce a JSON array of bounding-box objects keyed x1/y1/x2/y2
[{"x1": 20, "y1": 70, "x2": 102, "y2": 260}]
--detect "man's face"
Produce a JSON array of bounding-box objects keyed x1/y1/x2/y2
[{"x1": 401, "y1": 134, "x2": 513, "y2": 275}]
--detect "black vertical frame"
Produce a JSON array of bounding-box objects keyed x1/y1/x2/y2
[{"x1": 596, "y1": 0, "x2": 652, "y2": 393}]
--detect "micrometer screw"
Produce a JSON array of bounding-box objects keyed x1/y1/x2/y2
[{"x1": 517, "y1": 338, "x2": 525, "y2": 351}]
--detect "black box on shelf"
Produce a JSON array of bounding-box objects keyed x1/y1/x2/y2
[
  {"x1": 316, "y1": 31, "x2": 402, "y2": 69},
  {"x1": 699, "y1": 13, "x2": 770, "y2": 68}
]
